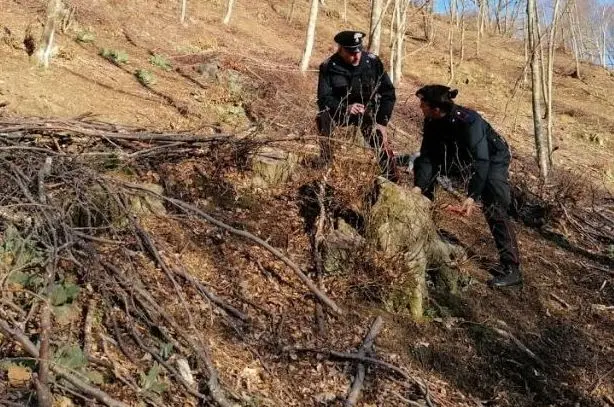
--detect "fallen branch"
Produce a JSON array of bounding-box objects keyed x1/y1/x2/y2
[
  {"x1": 0, "y1": 318, "x2": 130, "y2": 407},
  {"x1": 172, "y1": 264, "x2": 249, "y2": 322},
  {"x1": 119, "y1": 181, "x2": 343, "y2": 315},
  {"x1": 292, "y1": 347, "x2": 411, "y2": 382},
  {"x1": 346, "y1": 316, "x2": 384, "y2": 406},
  {"x1": 37, "y1": 265, "x2": 55, "y2": 407},
  {"x1": 490, "y1": 326, "x2": 545, "y2": 367}
]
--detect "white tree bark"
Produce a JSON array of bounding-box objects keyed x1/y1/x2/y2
[
  {"x1": 568, "y1": 4, "x2": 581, "y2": 78},
  {"x1": 36, "y1": 0, "x2": 62, "y2": 68},
  {"x1": 527, "y1": 0, "x2": 549, "y2": 179},
  {"x1": 447, "y1": 0, "x2": 457, "y2": 84},
  {"x1": 180, "y1": 0, "x2": 187, "y2": 23},
  {"x1": 300, "y1": 0, "x2": 320, "y2": 72},
  {"x1": 369, "y1": 0, "x2": 383, "y2": 54},
  {"x1": 545, "y1": 0, "x2": 561, "y2": 163},
  {"x1": 390, "y1": 0, "x2": 410, "y2": 84},
  {"x1": 223, "y1": 0, "x2": 236, "y2": 25},
  {"x1": 600, "y1": 6, "x2": 608, "y2": 68}
]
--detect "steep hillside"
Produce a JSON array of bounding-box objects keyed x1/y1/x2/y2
[{"x1": 0, "y1": 1, "x2": 613, "y2": 406}]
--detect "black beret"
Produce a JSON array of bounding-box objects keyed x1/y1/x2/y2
[
  {"x1": 334, "y1": 30, "x2": 366, "y2": 53},
  {"x1": 416, "y1": 85, "x2": 458, "y2": 105}
]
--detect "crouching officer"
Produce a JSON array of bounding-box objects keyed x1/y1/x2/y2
[
  {"x1": 316, "y1": 30, "x2": 399, "y2": 181},
  {"x1": 412, "y1": 85, "x2": 522, "y2": 287}
]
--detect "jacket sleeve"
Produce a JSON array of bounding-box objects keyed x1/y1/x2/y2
[
  {"x1": 463, "y1": 119, "x2": 490, "y2": 200},
  {"x1": 373, "y1": 58, "x2": 396, "y2": 125},
  {"x1": 317, "y1": 64, "x2": 344, "y2": 116},
  {"x1": 414, "y1": 125, "x2": 436, "y2": 194}
]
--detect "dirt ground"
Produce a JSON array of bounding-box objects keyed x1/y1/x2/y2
[{"x1": 1, "y1": 0, "x2": 613, "y2": 406}]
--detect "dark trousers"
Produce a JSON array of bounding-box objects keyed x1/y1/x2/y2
[
  {"x1": 481, "y1": 164, "x2": 521, "y2": 267},
  {"x1": 316, "y1": 111, "x2": 399, "y2": 182}
]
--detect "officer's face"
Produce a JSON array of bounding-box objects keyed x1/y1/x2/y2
[
  {"x1": 419, "y1": 99, "x2": 442, "y2": 119},
  {"x1": 338, "y1": 47, "x2": 362, "y2": 66}
]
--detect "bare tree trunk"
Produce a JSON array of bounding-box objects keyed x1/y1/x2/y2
[
  {"x1": 390, "y1": 0, "x2": 408, "y2": 84},
  {"x1": 508, "y1": 0, "x2": 523, "y2": 37},
  {"x1": 447, "y1": 0, "x2": 456, "y2": 84},
  {"x1": 568, "y1": 4, "x2": 581, "y2": 78},
  {"x1": 343, "y1": 0, "x2": 348, "y2": 22},
  {"x1": 180, "y1": 0, "x2": 187, "y2": 23},
  {"x1": 601, "y1": 6, "x2": 608, "y2": 68},
  {"x1": 459, "y1": 0, "x2": 466, "y2": 63},
  {"x1": 300, "y1": 0, "x2": 320, "y2": 72},
  {"x1": 36, "y1": 0, "x2": 62, "y2": 68},
  {"x1": 369, "y1": 0, "x2": 384, "y2": 54},
  {"x1": 533, "y1": 0, "x2": 548, "y2": 108},
  {"x1": 422, "y1": 0, "x2": 435, "y2": 44},
  {"x1": 524, "y1": 22, "x2": 529, "y2": 85},
  {"x1": 527, "y1": 0, "x2": 549, "y2": 179},
  {"x1": 545, "y1": 0, "x2": 561, "y2": 163},
  {"x1": 389, "y1": 0, "x2": 398, "y2": 80},
  {"x1": 223, "y1": 0, "x2": 236, "y2": 25},
  {"x1": 288, "y1": 0, "x2": 297, "y2": 22},
  {"x1": 476, "y1": 0, "x2": 484, "y2": 56}
]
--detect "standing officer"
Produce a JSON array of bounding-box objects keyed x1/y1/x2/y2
[
  {"x1": 412, "y1": 85, "x2": 522, "y2": 287},
  {"x1": 316, "y1": 30, "x2": 399, "y2": 181}
]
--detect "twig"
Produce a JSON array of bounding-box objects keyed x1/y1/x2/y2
[
  {"x1": 120, "y1": 182, "x2": 343, "y2": 315},
  {"x1": 490, "y1": 327, "x2": 545, "y2": 367},
  {"x1": 550, "y1": 292, "x2": 571, "y2": 309},
  {"x1": 83, "y1": 297, "x2": 96, "y2": 357},
  {"x1": 37, "y1": 264, "x2": 55, "y2": 407},
  {"x1": 293, "y1": 347, "x2": 411, "y2": 381},
  {"x1": 314, "y1": 171, "x2": 331, "y2": 337},
  {"x1": 37, "y1": 156, "x2": 53, "y2": 204},
  {"x1": 590, "y1": 364, "x2": 614, "y2": 393},
  {"x1": 0, "y1": 318, "x2": 130, "y2": 407},
  {"x1": 345, "y1": 316, "x2": 384, "y2": 406},
  {"x1": 172, "y1": 264, "x2": 249, "y2": 322}
]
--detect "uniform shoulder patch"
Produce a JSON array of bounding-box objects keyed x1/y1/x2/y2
[
  {"x1": 453, "y1": 108, "x2": 478, "y2": 124},
  {"x1": 366, "y1": 52, "x2": 377, "y2": 60}
]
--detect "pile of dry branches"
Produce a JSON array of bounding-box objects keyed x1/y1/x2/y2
[{"x1": 0, "y1": 116, "x2": 431, "y2": 407}]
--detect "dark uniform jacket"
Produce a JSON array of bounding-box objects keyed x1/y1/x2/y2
[
  {"x1": 414, "y1": 105, "x2": 511, "y2": 201},
  {"x1": 317, "y1": 52, "x2": 396, "y2": 125}
]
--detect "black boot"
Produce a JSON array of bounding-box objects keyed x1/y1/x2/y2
[{"x1": 487, "y1": 264, "x2": 522, "y2": 288}]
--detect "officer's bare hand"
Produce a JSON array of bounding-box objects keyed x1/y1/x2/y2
[
  {"x1": 348, "y1": 103, "x2": 365, "y2": 115},
  {"x1": 460, "y1": 197, "x2": 475, "y2": 217},
  {"x1": 375, "y1": 123, "x2": 388, "y2": 140}
]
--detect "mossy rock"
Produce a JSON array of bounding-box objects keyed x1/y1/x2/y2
[
  {"x1": 251, "y1": 147, "x2": 299, "y2": 188},
  {"x1": 129, "y1": 183, "x2": 166, "y2": 216}
]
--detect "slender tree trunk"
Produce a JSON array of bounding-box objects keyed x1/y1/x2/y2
[
  {"x1": 180, "y1": 0, "x2": 187, "y2": 23},
  {"x1": 527, "y1": 0, "x2": 549, "y2": 179},
  {"x1": 476, "y1": 0, "x2": 483, "y2": 56},
  {"x1": 288, "y1": 0, "x2": 297, "y2": 22},
  {"x1": 422, "y1": 0, "x2": 435, "y2": 43},
  {"x1": 390, "y1": 0, "x2": 409, "y2": 84},
  {"x1": 369, "y1": 0, "x2": 384, "y2": 54},
  {"x1": 300, "y1": 0, "x2": 320, "y2": 72},
  {"x1": 534, "y1": 0, "x2": 548, "y2": 108},
  {"x1": 568, "y1": 5, "x2": 581, "y2": 78},
  {"x1": 447, "y1": 0, "x2": 456, "y2": 84},
  {"x1": 545, "y1": 0, "x2": 561, "y2": 164},
  {"x1": 601, "y1": 7, "x2": 608, "y2": 68},
  {"x1": 223, "y1": 0, "x2": 236, "y2": 25},
  {"x1": 343, "y1": 0, "x2": 348, "y2": 22},
  {"x1": 36, "y1": 0, "x2": 62, "y2": 68},
  {"x1": 523, "y1": 21, "x2": 529, "y2": 85},
  {"x1": 389, "y1": 0, "x2": 398, "y2": 80},
  {"x1": 460, "y1": 2, "x2": 466, "y2": 63}
]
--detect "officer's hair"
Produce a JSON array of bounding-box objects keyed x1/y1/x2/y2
[{"x1": 416, "y1": 85, "x2": 458, "y2": 113}]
